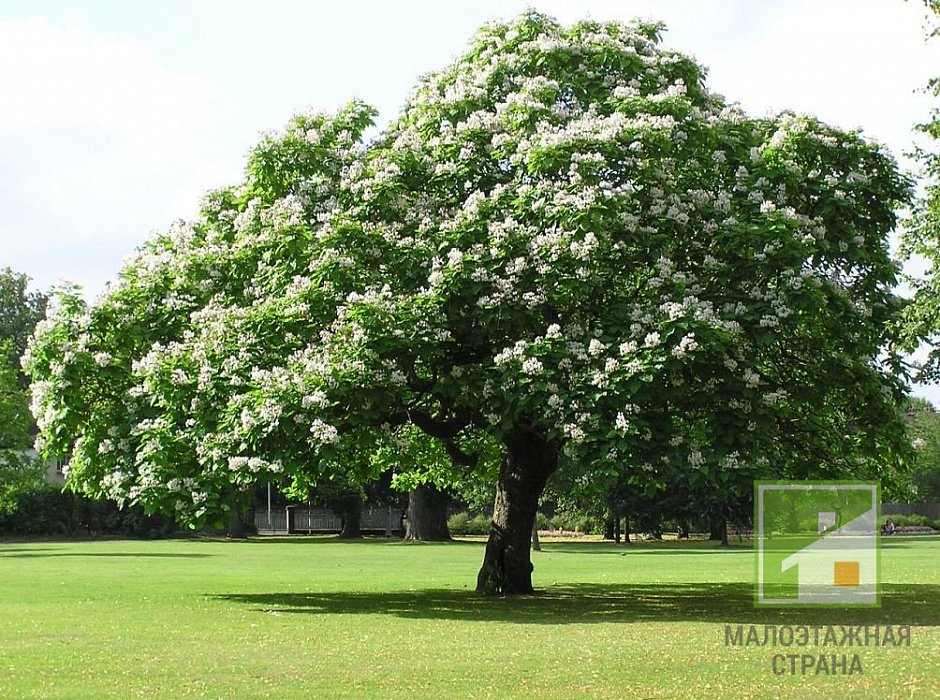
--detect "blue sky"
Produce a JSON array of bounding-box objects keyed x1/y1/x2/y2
[{"x1": 1, "y1": 0, "x2": 938, "y2": 393}]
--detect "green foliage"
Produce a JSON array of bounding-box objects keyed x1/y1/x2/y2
[
  {"x1": 0, "y1": 451, "x2": 45, "y2": 516},
  {"x1": 445, "y1": 511, "x2": 491, "y2": 535},
  {"x1": 0, "y1": 340, "x2": 44, "y2": 514},
  {"x1": 534, "y1": 511, "x2": 549, "y2": 530},
  {"x1": 0, "y1": 341, "x2": 31, "y2": 451},
  {"x1": 0, "y1": 484, "x2": 177, "y2": 537},
  {"x1": 900, "y1": 2, "x2": 940, "y2": 379},
  {"x1": 896, "y1": 514, "x2": 930, "y2": 527},
  {"x1": 0, "y1": 268, "x2": 47, "y2": 383},
  {"x1": 548, "y1": 505, "x2": 600, "y2": 535},
  {"x1": 0, "y1": 268, "x2": 49, "y2": 515},
  {"x1": 901, "y1": 398, "x2": 940, "y2": 501},
  {"x1": 445, "y1": 511, "x2": 468, "y2": 534}
]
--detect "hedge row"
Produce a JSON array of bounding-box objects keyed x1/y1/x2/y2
[{"x1": 0, "y1": 486, "x2": 176, "y2": 538}]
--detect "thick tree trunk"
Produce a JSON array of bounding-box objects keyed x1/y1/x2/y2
[
  {"x1": 338, "y1": 502, "x2": 362, "y2": 539},
  {"x1": 404, "y1": 483, "x2": 451, "y2": 541},
  {"x1": 476, "y1": 427, "x2": 557, "y2": 595},
  {"x1": 531, "y1": 519, "x2": 541, "y2": 552},
  {"x1": 614, "y1": 516, "x2": 621, "y2": 545}
]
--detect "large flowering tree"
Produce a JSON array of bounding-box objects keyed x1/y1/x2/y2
[{"x1": 27, "y1": 13, "x2": 911, "y2": 594}]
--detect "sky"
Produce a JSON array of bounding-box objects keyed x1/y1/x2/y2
[{"x1": 1, "y1": 0, "x2": 938, "y2": 393}]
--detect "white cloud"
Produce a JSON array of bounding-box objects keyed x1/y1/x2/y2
[
  {"x1": 0, "y1": 18, "x2": 209, "y2": 147},
  {"x1": 0, "y1": 18, "x2": 227, "y2": 295}
]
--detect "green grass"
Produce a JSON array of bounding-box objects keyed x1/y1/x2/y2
[{"x1": 0, "y1": 536, "x2": 937, "y2": 699}]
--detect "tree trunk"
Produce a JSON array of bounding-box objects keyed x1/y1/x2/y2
[
  {"x1": 227, "y1": 509, "x2": 246, "y2": 538},
  {"x1": 404, "y1": 483, "x2": 451, "y2": 541},
  {"x1": 710, "y1": 519, "x2": 729, "y2": 547},
  {"x1": 476, "y1": 426, "x2": 557, "y2": 595},
  {"x1": 623, "y1": 516, "x2": 631, "y2": 544},
  {"x1": 603, "y1": 517, "x2": 615, "y2": 540},
  {"x1": 226, "y1": 490, "x2": 248, "y2": 539},
  {"x1": 614, "y1": 516, "x2": 621, "y2": 545},
  {"x1": 338, "y1": 502, "x2": 362, "y2": 539},
  {"x1": 531, "y1": 519, "x2": 541, "y2": 552}
]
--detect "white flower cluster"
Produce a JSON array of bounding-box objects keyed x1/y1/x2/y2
[
  {"x1": 227, "y1": 456, "x2": 283, "y2": 474},
  {"x1": 309, "y1": 419, "x2": 340, "y2": 445}
]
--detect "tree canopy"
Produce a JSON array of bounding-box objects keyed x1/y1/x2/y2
[
  {"x1": 0, "y1": 340, "x2": 45, "y2": 513},
  {"x1": 26, "y1": 12, "x2": 912, "y2": 593},
  {"x1": 900, "y1": 1, "x2": 940, "y2": 381},
  {"x1": 902, "y1": 398, "x2": 940, "y2": 502}
]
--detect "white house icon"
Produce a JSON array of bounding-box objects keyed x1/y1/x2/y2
[{"x1": 779, "y1": 508, "x2": 878, "y2": 604}]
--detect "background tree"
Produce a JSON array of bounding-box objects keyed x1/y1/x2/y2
[
  {"x1": 902, "y1": 398, "x2": 940, "y2": 502},
  {"x1": 900, "y1": 0, "x2": 940, "y2": 376},
  {"x1": 0, "y1": 268, "x2": 48, "y2": 387},
  {"x1": 27, "y1": 13, "x2": 913, "y2": 594},
  {"x1": 0, "y1": 341, "x2": 45, "y2": 513},
  {"x1": 0, "y1": 268, "x2": 48, "y2": 513}
]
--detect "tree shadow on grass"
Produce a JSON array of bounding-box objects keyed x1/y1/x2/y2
[
  {"x1": 0, "y1": 550, "x2": 211, "y2": 559},
  {"x1": 541, "y1": 536, "x2": 940, "y2": 555},
  {"x1": 541, "y1": 542, "x2": 753, "y2": 555},
  {"x1": 216, "y1": 582, "x2": 940, "y2": 626},
  {"x1": 879, "y1": 536, "x2": 940, "y2": 549},
  {"x1": 242, "y1": 536, "x2": 482, "y2": 547}
]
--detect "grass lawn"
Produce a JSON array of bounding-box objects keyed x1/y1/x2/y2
[{"x1": 0, "y1": 535, "x2": 937, "y2": 699}]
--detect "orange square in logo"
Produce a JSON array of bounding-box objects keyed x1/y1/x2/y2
[{"x1": 834, "y1": 561, "x2": 860, "y2": 586}]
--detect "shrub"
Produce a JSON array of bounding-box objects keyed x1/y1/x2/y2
[
  {"x1": 881, "y1": 514, "x2": 934, "y2": 528},
  {"x1": 548, "y1": 511, "x2": 596, "y2": 535},
  {"x1": 467, "y1": 514, "x2": 491, "y2": 535},
  {"x1": 447, "y1": 512, "x2": 469, "y2": 535},
  {"x1": 449, "y1": 511, "x2": 549, "y2": 536},
  {"x1": 445, "y1": 512, "x2": 491, "y2": 535}
]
